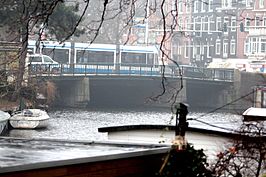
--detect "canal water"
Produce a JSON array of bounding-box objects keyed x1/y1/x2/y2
[{"x1": 5, "y1": 108, "x2": 243, "y2": 141}]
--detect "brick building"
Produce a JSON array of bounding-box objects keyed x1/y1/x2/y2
[{"x1": 122, "y1": 0, "x2": 265, "y2": 68}]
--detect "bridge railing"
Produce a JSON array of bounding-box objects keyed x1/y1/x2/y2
[
  {"x1": 28, "y1": 63, "x2": 234, "y2": 82},
  {"x1": 161, "y1": 65, "x2": 234, "y2": 81},
  {"x1": 181, "y1": 66, "x2": 234, "y2": 81}
]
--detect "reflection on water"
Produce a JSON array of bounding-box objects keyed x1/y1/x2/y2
[{"x1": 5, "y1": 108, "x2": 242, "y2": 141}]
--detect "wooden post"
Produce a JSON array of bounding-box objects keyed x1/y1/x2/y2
[{"x1": 173, "y1": 103, "x2": 189, "y2": 150}]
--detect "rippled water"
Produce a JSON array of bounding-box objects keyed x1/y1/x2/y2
[{"x1": 5, "y1": 108, "x2": 243, "y2": 141}]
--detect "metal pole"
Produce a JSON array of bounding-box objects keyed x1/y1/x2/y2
[{"x1": 145, "y1": 0, "x2": 149, "y2": 45}]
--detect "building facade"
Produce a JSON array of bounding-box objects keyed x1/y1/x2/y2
[
  {"x1": 120, "y1": 0, "x2": 266, "y2": 68},
  {"x1": 241, "y1": 0, "x2": 266, "y2": 60}
]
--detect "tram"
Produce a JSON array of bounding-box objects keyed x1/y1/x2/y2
[{"x1": 28, "y1": 40, "x2": 160, "y2": 75}]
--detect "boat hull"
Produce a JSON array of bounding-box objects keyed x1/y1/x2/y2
[
  {"x1": 9, "y1": 109, "x2": 49, "y2": 129},
  {"x1": 0, "y1": 119, "x2": 8, "y2": 135},
  {"x1": 9, "y1": 119, "x2": 49, "y2": 129},
  {"x1": 0, "y1": 111, "x2": 10, "y2": 135}
]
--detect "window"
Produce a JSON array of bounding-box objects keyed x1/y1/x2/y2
[
  {"x1": 195, "y1": 17, "x2": 202, "y2": 36},
  {"x1": 191, "y1": 17, "x2": 195, "y2": 30},
  {"x1": 230, "y1": 39, "x2": 236, "y2": 55},
  {"x1": 216, "y1": 17, "x2": 222, "y2": 31},
  {"x1": 194, "y1": 0, "x2": 199, "y2": 12},
  {"x1": 259, "y1": 0, "x2": 264, "y2": 8},
  {"x1": 223, "y1": 39, "x2": 228, "y2": 57},
  {"x1": 224, "y1": 17, "x2": 229, "y2": 34},
  {"x1": 245, "y1": 17, "x2": 251, "y2": 31},
  {"x1": 201, "y1": 17, "x2": 205, "y2": 31},
  {"x1": 245, "y1": 39, "x2": 250, "y2": 54},
  {"x1": 246, "y1": 0, "x2": 253, "y2": 7},
  {"x1": 209, "y1": 16, "x2": 215, "y2": 32},
  {"x1": 77, "y1": 50, "x2": 114, "y2": 64},
  {"x1": 193, "y1": 45, "x2": 196, "y2": 58},
  {"x1": 196, "y1": 45, "x2": 201, "y2": 60},
  {"x1": 201, "y1": 45, "x2": 205, "y2": 55},
  {"x1": 255, "y1": 17, "x2": 260, "y2": 28},
  {"x1": 178, "y1": 0, "x2": 183, "y2": 13},
  {"x1": 177, "y1": 46, "x2": 182, "y2": 55},
  {"x1": 172, "y1": 43, "x2": 178, "y2": 59},
  {"x1": 251, "y1": 37, "x2": 258, "y2": 53},
  {"x1": 178, "y1": 18, "x2": 183, "y2": 30},
  {"x1": 215, "y1": 39, "x2": 221, "y2": 55},
  {"x1": 204, "y1": 16, "x2": 209, "y2": 31},
  {"x1": 42, "y1": 48, "x2": 69, "y2": 63},
  {"x1": 261, "y1": 39, "x2": 266, "y2": 53},
  {"x1": 185, "y1": 18, "x2": 190, "y2": 30},
  {"x1": 207, "y1": 42, "x2": 211, "y2": 58},
  {"x1": 185, "y1": 42, "x2": 189, "y2": 58},
  {"x1": 197, "y1": 46, "x2": 201, "y2": 55},
  {"x1": 121, "y1": 52, "x2": 149, "y2": 65},
  {"x1": 263, "y1": 17, "x2": 266, "y2": 27},
  {"x1": 208, "y1": 0, "x2": 213, "y2": 12},
  {"x1": 185, "y1": 0, "x2": 191, "y2": 12},
  {"x1": 222, "y1": 0, "x2": 232, "y2": 8},
  {"x1": 201, "y1": 0, "x2": 205, "y2": 12},
  {"x1": 231, "y1": 17, "x2": 236, "y2": 31}
]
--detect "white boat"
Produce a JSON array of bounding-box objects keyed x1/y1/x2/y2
[
  {"x1": 9, "y1": 109, "x2": 50, "y2": 129},
  {"x1": 242, "y1": 107, "x2": 266, "y2": 122},
  {"x1": 0, "y1": 111, "x2": 10, "y2": 134}
]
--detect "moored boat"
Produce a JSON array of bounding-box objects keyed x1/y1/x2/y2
[
  {"x1": 9, "y1": 109, "x2": 49, "y2": 129},
  {"x1": 242, "y1": 107, "x2": 266, "y2": 122},
  {"x1": 0, "y1": 111, "x2": 10, "y2": 135}
]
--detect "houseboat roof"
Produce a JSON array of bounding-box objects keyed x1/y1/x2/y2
[
  {"x1": 0, "y1": 137, "x2": 170, "y2": 174},
  {"x1": 98, "y1": 124, "x2": 237, "y2": 138},
  {"x1": 242, "y1": 107, "x2": 266, "y2": 121}
]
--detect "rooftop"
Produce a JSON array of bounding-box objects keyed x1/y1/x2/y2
[{"x1": 0, "y1": 137, "x2": 170, "y2": 174}]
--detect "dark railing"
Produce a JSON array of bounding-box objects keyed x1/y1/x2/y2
[{"x1": 28, "y1": 63, "x2": 234, "y2": 82}]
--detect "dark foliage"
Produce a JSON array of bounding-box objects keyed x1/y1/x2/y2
[{"x1": 158, "y1": 144, "x2": 213, "y2": 177}]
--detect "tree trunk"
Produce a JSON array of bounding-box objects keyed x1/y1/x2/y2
[
  {"x1": 256, "y1": 152, "x2": 263, "y2": 177},
  {"x1": 15, "y1": 24, "x2": 29, "y2": 100}
]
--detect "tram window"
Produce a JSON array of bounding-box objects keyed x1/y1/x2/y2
[
  {"x1": 77, "y1": 50, "x2": 89, "y2": 63},
  {"x1": 77, "y1": 50, "x2": 114, "y2": 64},
  {"x1": 154, "y1": 54, "x2": 159, "y2": 65},
  {"x1": 121, "y1": 52, "x2": 146, "y2": 65},
  {"x1": 88, "y1": 51, "x2": 114, "y2": 63},
  {"x1": 42, "y1": 48, "x2": 69, "y2": 64},
  {"x1": 147, "y1": 53, "x2": 154, "y2": 65}
]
